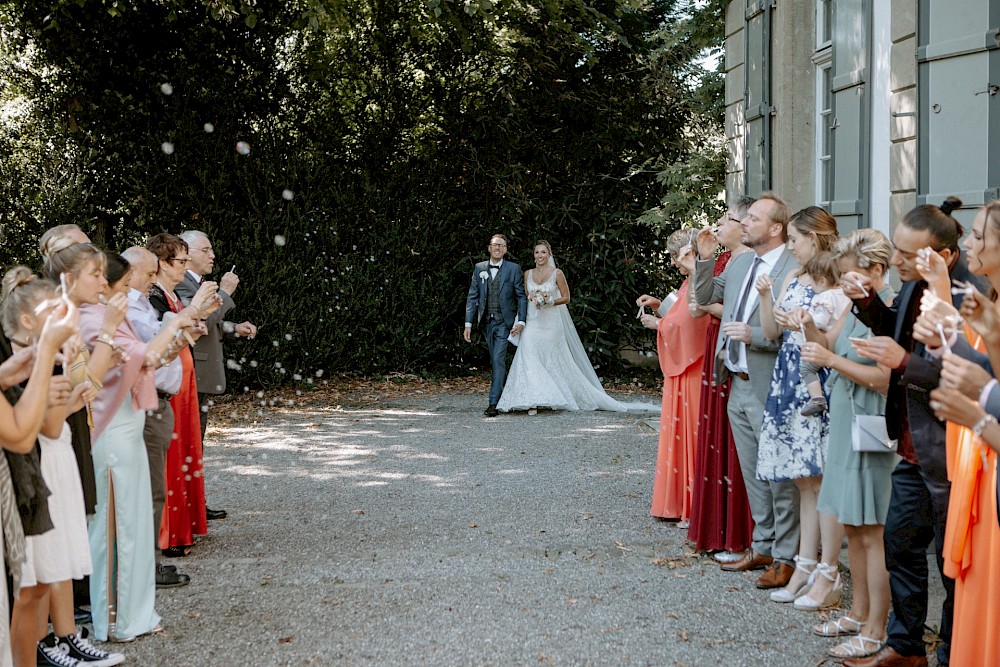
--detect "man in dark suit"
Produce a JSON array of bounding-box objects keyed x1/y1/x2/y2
[
  {"x1": 693, "y1": 193, "x2": 800, "y2": 589},
  {"x1": 176, "y1": 230, "x2": 257, "y2": 520},
  {"x1": 464, "y1": 234, "x2": 528, "y2": 417},
  {"x1": 842, "y1": 201, "x2": 989, "y2": 667}
]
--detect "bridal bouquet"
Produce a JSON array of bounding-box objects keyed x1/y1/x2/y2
[{"x1": 530, "y1": 289, "x2": 550, "y2": 309}]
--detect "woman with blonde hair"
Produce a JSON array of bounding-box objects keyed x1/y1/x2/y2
[
  {"x1": 799, "y1": 229, "x2": 897, "y2": 659},
  {"x1": 639, "y1": 228, "x2": 713, "y2": 524}
]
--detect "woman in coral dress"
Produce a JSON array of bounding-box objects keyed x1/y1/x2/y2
[{"x1": 639, "y1": 229, "x2": 711, "y2": 523}]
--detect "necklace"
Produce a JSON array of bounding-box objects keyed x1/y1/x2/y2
[{"x1": 8, "y1": 336, "x2": 31, "y2": 348}]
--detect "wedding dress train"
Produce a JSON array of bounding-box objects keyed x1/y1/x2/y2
[{"x1": 497, "y1": 271, "x2": 658, "y2": 413}]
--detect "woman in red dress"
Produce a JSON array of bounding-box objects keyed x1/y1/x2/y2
[
  {"x1": 686, "y1": 201, "x2": 755, "y2": 558},
  {"x1": 146, "y1": 234, "x2": 209, "y2": 556},
  {"x1": 639, "y1": 229, "x2": 712, "y2": 523}
]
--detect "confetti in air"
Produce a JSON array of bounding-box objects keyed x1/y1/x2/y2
[
  {"x1": 282, "y1": 189, "x2": 294, "y2": 200},
  {"x1": 203, "y1": 123, "x2": 214, "y2": 133},
  {"x1": 236, "y1": 141, "x2": 251, "y2": 155},
  {"x1": 161, "y1": 142, "x2": 174, "y2": 155},
  {"x1": 160, "y1": 83, "x2": 173, "y2": 95},
  {"x1": 274, "y1": 235, "x2": 286, "y2": 246}
]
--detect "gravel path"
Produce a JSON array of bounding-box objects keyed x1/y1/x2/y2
[{"x1": 107, "y1": 390, "x2": 923, "y2": 666}]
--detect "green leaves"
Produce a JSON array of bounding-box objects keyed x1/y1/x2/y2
[{"x1": 0, "y1": 0, "x2": 721, "y2": 384}]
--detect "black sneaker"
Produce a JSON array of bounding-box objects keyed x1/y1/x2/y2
[
  {"x1": 37, "y1": 637, "x2": 82, "y2": 667},
  {"x1": 156, "y1": 562, "x2": 191, "y2": 589},
  {"x1": 800, "y1": 396, "x2": 828, "y2": 417},
  {"x1": 52, "y1": 631, "x2": 125, "y2": 666}
]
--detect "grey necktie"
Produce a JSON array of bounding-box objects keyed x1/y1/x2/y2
[{"x1": 728, "y1": 256, "x2": 764, "y2": 364}]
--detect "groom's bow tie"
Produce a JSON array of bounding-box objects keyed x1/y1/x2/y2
[{"x1": 489, "y1": 264, "x2": 500, "y2": 270}]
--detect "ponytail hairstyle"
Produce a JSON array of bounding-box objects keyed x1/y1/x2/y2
[
  {"x1": 790, "y1": 206, "x2": 839, "y2": 253},
  {"x1": 1, "y1": 267, "x2": 57, "y2": 340},
  {"x1": 901, "y1": 196, "x2": 964, "y2": 251}
]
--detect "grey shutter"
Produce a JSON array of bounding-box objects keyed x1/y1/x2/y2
[
  {"x1": 917, "y1": 0, "x2": 1000, "y2": 225},
  {"x1": 828, "y1": 0, "x2": 870, "y2": 232},
  {"x1": 743, "y1": 0, "x2": 773, "y2": 197}
]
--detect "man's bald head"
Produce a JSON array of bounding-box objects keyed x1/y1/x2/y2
[{"x1": 121, "y1": 246, "x2": 159, "y2": 296}]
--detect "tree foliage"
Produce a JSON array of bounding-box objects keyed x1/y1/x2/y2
[{"x1": 0, "y1": 0, "x2": 725, "y2": 386}]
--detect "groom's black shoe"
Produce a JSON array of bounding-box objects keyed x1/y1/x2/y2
[{"x1": 484, "y1": 405, "x2": 499, "y2": 417}]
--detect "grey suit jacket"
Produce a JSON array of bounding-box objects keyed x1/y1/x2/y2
[
  {"x1": 693, "y1": 248, "x2": 797, "y2": 405},
  {"x1": 175, "y1": 272, "x2": 236, "y2": 395}
]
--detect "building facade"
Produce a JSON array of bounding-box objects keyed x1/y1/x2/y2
[{"x1": 724, "y1": 0, "x2": 1000, "y2": 234}]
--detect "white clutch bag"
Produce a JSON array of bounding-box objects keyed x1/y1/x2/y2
[
  {"x1": 657, "y1": 291, "x2": 679, "y2": 317},
  {"x1": 851, "y1": 415, "x2": 897, "y2": 453}
]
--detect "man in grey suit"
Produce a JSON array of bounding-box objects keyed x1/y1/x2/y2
[
  {"x1": 463, "y1": 234, "x2": 528, "y2": 417},
  {"x1": 693, "y1": 192, "x2": 800, "y2": 589},
  {"x1": 176, "y1": 230, "x2": 257, "y2": 520}
]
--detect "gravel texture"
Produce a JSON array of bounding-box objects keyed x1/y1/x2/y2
[{"x1": 106, "y1": 389, "x2": 943, "y2": 666}]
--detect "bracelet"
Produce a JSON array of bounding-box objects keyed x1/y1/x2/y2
[
  {"x1": 95, "y1": 332, "x2": 115, "y2": 347},
  {"x1": 972, "y1": 413, "x2": 997, "y2": 438}
]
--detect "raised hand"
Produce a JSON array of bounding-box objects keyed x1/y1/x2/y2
[
  {"x1": 38, "y1": 300, "x2": 78, "y2": 354},
  {"x1": 755, "y1": 274, "x2": 775, "y2": 299},
  {"x1": 635, "y1": 294, "x2": 660, "y2": 309},
  {"x1": 929, "y1": 386, "x2": 984, "y2": 429},
  {"x1": 0, "y1": 346, "x2": 35, "y2": 390},
  {"x1": 696, "y1": 228, "x2": 719, "y2": 261},
  {"x1": 47, "y1": 374, "x2": 72, "y2": 408},
  {"x1": 220, "y1": 271, "x2": 239, "y2": 295},
  {"x1": 914, "y1": 290, "x2": 960, "y2": 348},
  {"x1": 841, "y1": 271, "x2": 873, "y2": 300},
  {"x1": 639, "y1": 313, "x2": 660, "y2": 331},
  {"x1": 234, "y1": 321, "x2": 257, "y2": 339},
  {"x1": 800, "y1": 340, "x2": 834, "y2": 368},
  {"x1": 850, "y1": 335, "x2": 906, "y2": 369},
  {"x1": 190, "y1": 280, "x2": 220, "y2": 316},
  {"x1": 959, "y1": 289, "x2": 1000, "y2": 343},
  {"x1": 102, "y1": 292, "x2": 129, "y2": 331},
  {"x1": 68, "y1": 381, "x2": 98, "y2": 413},
  {"x1": 915, "y1": 247, "x2": 951, "y2": 297},
  {"x1": 940, "y1": 352, "x2": 994, "y2": 400},
  {"x1": 676, "y1": 244, "x2": 696, "y2": 274}
]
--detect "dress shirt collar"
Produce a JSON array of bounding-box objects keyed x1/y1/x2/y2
[
  {"x1": 186, "y1": 269, "x2": 203, "y2": 283},
  {"x1": 755, "y1": 243, "x2": 786, "y2": 271},
  {"x1": 488, "y1": 260, "x2": 503, "y2": 269}
]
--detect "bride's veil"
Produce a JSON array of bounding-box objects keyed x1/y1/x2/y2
[{"x1": 551, "y1": 253, "x2": 659, "y2": 412}]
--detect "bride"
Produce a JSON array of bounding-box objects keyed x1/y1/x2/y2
[{"x1": 498, "y1": 240, "x2": 657, "y2": 414}]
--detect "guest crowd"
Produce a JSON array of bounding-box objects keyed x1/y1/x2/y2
[
  {"x1": 0, "y1": 225, "x2": 255, "y2": 667},
  {"x1": 640, "y1": 193, "x2": 1000, "y2": 666}
]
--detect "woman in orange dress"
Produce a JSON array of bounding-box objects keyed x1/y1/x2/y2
[
  {"x1": 922, "y1": 200, "x2": 1000, "y2": 667},
  {"x1": 639, "y1": 229, "x2": 712, "y2": 523}
]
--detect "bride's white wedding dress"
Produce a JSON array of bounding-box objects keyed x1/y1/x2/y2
[{"x1": 497, "y1": 270, "x2": 658, "y2": 413}]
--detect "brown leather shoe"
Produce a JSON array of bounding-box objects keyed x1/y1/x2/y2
[
  {"x1": 842, "y1": 645, "x2": 927, "y2": 667},
  {"x1": 719, "y1": 550, "x2": 773, "y2": 572},
  {"x1": 755, "y1": 561, "x2": 794, "y2": 589}
]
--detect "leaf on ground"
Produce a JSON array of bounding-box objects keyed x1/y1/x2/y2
[{"x1": 278, "y1": 636, "x2": 294, "y2": 644}]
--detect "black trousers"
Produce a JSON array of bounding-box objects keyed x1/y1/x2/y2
[{"x1": 884, "y1": 459, "x2": 954, "y2": 664}]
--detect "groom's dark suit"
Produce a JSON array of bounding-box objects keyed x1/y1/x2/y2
[{"x1": 465, "y1": 259, "x2": 528, "y2": 408}]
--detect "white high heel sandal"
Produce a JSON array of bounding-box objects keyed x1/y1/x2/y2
[
  {"x1": 769, "y1": 555, "x2": 817, "y2": 603},
  {"x1": 793, "y1": 561, "x2": 842, "y2": 610}
]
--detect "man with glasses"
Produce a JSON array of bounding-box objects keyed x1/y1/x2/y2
[
  {"x1": 176, "y1": 230, "x2": 256, "y2": 521},
  {"x1": 464, "y1": 234, "x2": 527, "y2": 417}
]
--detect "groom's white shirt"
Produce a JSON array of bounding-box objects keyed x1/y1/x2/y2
[{"x1": 724, "y1": 243, "x2": 786, "y2": 375}]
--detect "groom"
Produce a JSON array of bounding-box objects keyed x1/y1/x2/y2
[{"x1": 464, "y1": 234, "x2": 528, "y2": 417}]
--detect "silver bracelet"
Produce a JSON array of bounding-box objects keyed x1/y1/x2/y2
[{"x1": 972, "y1": 413, "x2": 997, "y2": 438}]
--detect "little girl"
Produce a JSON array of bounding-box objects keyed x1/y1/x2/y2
[{"x1": 798, "y1": 251, "x2": 852, "y2": 416}]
